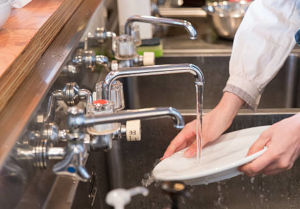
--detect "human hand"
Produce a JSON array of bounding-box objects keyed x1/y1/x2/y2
[
  {"x1": 240, "y1": 113, "x2": 300, "y2": 176},
  {"x1": 161, "y1": 111, "x2": 226, "y2": 159},
  {"x1": 162, "y1": 92, "x2": 244, "y2": 159}
]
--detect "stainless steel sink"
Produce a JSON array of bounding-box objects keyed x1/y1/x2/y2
[
  {"x1": 72, "y1": 110, "x2": 300, "y2": 209},
  {"x1": 125, "y1": 54, "x2": 300, "y2": 109}
]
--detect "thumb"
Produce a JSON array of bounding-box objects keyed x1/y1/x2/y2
[{"x1": 247, "y1": 131, "x2": 271, "y2": 156}]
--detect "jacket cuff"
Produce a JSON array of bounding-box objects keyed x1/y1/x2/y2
[{"x1": 223, "y1": 76, "x2": 261, "y2": 110}]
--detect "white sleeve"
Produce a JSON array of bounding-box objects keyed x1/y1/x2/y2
[{"x1": 223, "y1": 0, "x2": 300, "y2": 109}]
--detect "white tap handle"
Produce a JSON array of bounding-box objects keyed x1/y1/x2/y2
[
  {"x1": 128, "y1": 186, "x2": 149, "y2": 196},
  {"x1": 106, "y1": 187, "x2": 149, "y2": 209},
  {"x1": 143, "y1": 52, "x2": 155, "y2": 66},
  {"x1": 126, "y1": 120, "x2": 141, "y2": 141}
]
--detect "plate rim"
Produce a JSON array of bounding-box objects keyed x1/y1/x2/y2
[{"x1": 153, "y1": 125, "x2": 270, "y2": 181}]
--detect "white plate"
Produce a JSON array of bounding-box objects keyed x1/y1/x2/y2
[{"x1": 153, "y1": 126, "x2": 269, "y2": 185}]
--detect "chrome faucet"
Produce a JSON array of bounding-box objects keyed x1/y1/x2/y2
[
  {"x1": 124, "y1": 15, "x2": 197, "y2": 40},
  {"x1": 101, "y1": 63, "x2": 204, "y2": 103},
  {"x1": 49, "y1": 106, "x2": 184, "y2": 181},
  {"x1": 68, "y1": 107, "x2": 185, "y2": 130}
]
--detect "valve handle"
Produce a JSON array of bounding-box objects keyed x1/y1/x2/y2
[
  {"x1": 106, "y1": 186, "x2": 148, "y2": 209},
  {"x1": 52, "y1": 143, "x2": 90, "y2": 182}
]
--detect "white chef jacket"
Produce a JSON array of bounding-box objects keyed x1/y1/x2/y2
[{"x1": 223, "y1": 0, "x2": 300, "y2": 109}]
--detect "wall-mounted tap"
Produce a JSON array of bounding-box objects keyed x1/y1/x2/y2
[
  {"x1": 44, "y1": 82, "x2": 92, "y2": 122},
  {"x1": 67, "y1": 105, "x2": 184, "y2": 165},
  {"x1": 99, "y1": 63, "x2": 204, "y2": 109},
  {"x1": 18, "y1": 109, "x2": 91, "y2": 181},
  {"x1": 110, "y1": 15, "x2": 197, "y2": 69},
  {"x1": 20, "y1": 105, "x2": 184, "y2": 182},
  {"x1": 124, "y1": 15, "x2": 197, "y2": 40},
  {"x1": 51, "y1": 106, "x2": 184, "y2": 181}
]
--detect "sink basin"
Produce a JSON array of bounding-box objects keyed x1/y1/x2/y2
[
  {"x1": 72, "y1": 111, "x2": 300, "y2": 209},
  {"x1": 125, "y1": 54, "x2": 300, "y2": 109}
]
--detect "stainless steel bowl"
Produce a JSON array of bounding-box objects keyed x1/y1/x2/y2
[{"x1": 204, "y1": 1, "x2": 251, "y2": 39}]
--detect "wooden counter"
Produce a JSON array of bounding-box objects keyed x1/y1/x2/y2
[{"x1": 0, "y1": 0, "x2": 84, "y2": 112}]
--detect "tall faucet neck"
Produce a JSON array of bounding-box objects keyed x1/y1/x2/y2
[
  {"x1": 101, "y1": 64, "x2": 204, "y2": 101},
  {"x1": 124, "y1": 15, "x2": 197, "y2": 40}
]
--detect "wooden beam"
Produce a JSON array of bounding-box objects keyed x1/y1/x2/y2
[{"x1": 0, "y1": 0, "x2": 84, "y2": 112}]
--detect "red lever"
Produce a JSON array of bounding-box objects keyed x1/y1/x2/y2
[{"x1": 93, "y1": 99, "x2": 108, "y2": 105}]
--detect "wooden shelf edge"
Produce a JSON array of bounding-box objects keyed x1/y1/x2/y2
[{"x1": 0, "y1": 0, "x2": 84, "y2": 112}]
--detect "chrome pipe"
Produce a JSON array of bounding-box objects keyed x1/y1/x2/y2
[
  {"x1": 68, "y1": 107, "x2": 185, "y2": 129},
  {"x1": 124, "y1": 15, "x2": 197, "y2": 40},
  {"x1": 102, "y1": 63, "x2": 204, "y2": 101}
]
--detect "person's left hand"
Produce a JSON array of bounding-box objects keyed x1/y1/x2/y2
[{"x1": 240, "y1": 113, "x2": 300, "y2": 176}]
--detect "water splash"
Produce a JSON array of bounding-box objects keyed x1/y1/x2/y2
[
  {"x1": 141, "y1": 172, "x2": 155, "y2": 187},
  {"x1": 141, "y1": 159, "x2": 161, "y2": 187}
]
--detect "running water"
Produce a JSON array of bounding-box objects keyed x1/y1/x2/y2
[{"x1": 195, "y1": 81, "x2": 204, "y2": 161}]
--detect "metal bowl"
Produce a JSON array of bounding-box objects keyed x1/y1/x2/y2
[{"x1": 204, "y1": 1, "x2": 251, "y2": 39}]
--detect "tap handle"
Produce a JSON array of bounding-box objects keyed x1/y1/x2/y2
[
  {"x1": 62, "y1": 82, "x2": 80, "y2": 106},
  {"x1": 106, "y1": 187, "x2": 149, "y2": 209},
  {"x1": 52, "y1": 143, "x2": 90, "y2": 181},
  {"x1": 44, "y1": 90, "x2": 63, "y2": 122}
]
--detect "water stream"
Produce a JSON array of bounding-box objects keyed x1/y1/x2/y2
[{"x1": 195, "y1": 81, "x2": 204, "y2": 161}]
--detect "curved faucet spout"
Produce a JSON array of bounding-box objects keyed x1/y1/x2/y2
[
  {"x1": 102, "y1": 64, "x2": 204, "y2": 101},
  {"x1": 68, "y1": 107, "x2": 185, "y2": 129},
  {"x1": 124, "y1": 15, "x2": 197, "y2": 40}
]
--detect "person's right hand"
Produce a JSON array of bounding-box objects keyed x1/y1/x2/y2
[{"x1": 162, "y1": 92, "x2": 244, "y2": 159}]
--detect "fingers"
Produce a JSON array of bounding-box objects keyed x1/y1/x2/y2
[
  {"x1": 262, "y1": 163, "x2": 283, "y2": 175},
  {"x1": 262, "y1": 158, "x2": 294, "y2": 175},
  {"x1": 240, "y1": 131, "x2": 272, "y2": 176},
  {"x1": 247, "y1": 131, "x2": 271, "y2": 156},
  {"x1": 240, "y1": 148, "x2": 275, "y2": 176},
  {"x1": 162, "y1": 121, "x2": 196, "y2": 160},
  {"x1": 184, "y1": 141, "x2": 197, "y2": 158}
]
